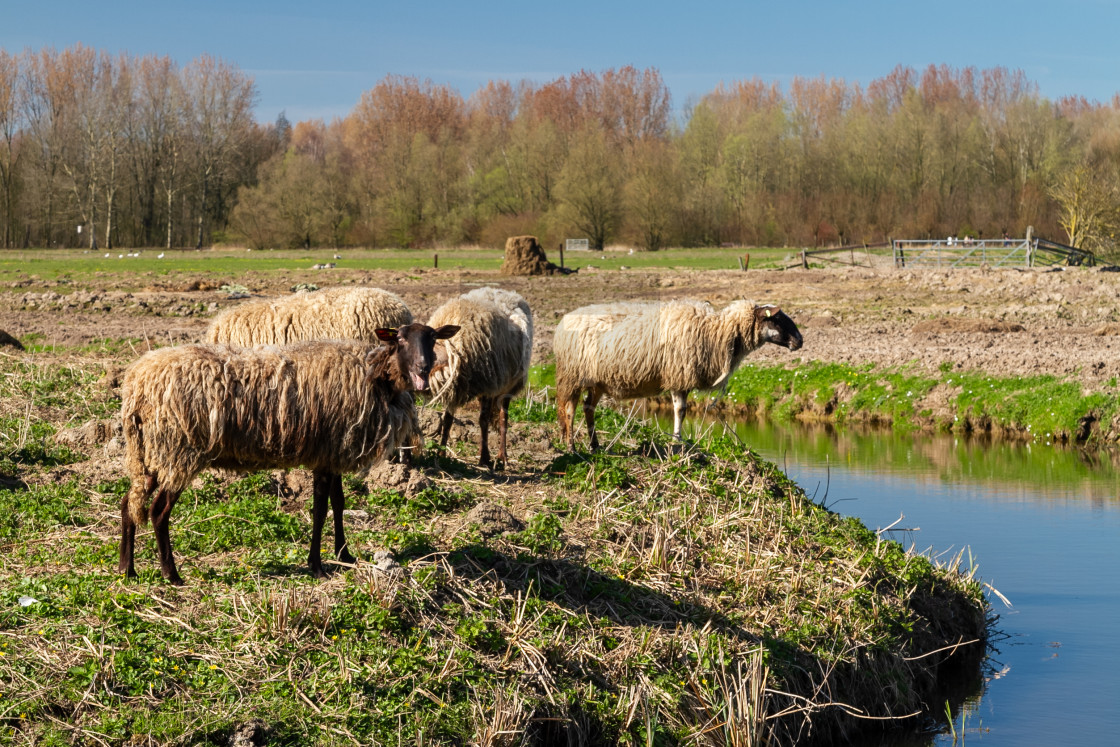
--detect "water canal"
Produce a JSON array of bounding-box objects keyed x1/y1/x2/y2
[{"x1": 677, "y1": 416, "x2": 1120, "y2": 745}]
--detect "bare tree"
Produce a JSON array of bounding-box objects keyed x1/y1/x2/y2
[
  {"x1": 181, "y1": 54, "x2": 256, "y2": 249},
  {"x1": 1049, "y1": 164, "x2": 1119, "y2": 253},
  {"x1": 0, "y1": 50, "x2": 25, "y2": 247},
  {"x1": 556, "y1": 125, "x2": 623, "y2": 251}
]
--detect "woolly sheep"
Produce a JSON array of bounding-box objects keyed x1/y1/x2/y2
[
  {"x1": 426, "y1": 287, "x2": 534, "y2": 469},
  {"x1": 119, "y1": 323, "x2": 459, "y2": 585},
  {"x1": 206, "y1": 287, "x2": 413, "y2": 346},
  {"x1": 554, "y1": 300, "x2": 803, "y2": 449}
]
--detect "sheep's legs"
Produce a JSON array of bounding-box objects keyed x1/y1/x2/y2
[
  {"x1": 439, "y1": 410, "x2": 455, "y2": 448},
  {"x1": 497, "y1": 395, "x2": 512, "y2": 468},
  {"x1": 584, "y1": 389, "x2": 604, "y2": 451},
  {"x1": 150, "y1": 488, "x2": 183, "y2": 586},
  {"x1": 670, "y1": 391, "x2": 689, "y2": 440},
  {"x1": 119, "y1": 474, "x2": 154, "y2": 578},
  {"x1": 118, "y1": 498, "x2": 136, "y2": 577},
  {"x1": 478, "y1": 396, "x2": 495, "y2": 469},
  {"x1": 556, "y1": 380, "x2": 580, "y2": 449},
  {"x1": 309, "y1": 471, "x2": 332, "y2": 578},
  {"x1": 329, "y1": 474, "x2": 355, "y2": 565}
]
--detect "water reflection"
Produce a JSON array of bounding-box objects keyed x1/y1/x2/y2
[
  {"x1": 694, "y1": 416, "x2": 1120, "y2": 506},
  {"x1": 662, "y1": 413, "x2": 1120, "y2": 746}
]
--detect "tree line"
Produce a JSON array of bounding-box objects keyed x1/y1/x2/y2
[{"x1": 3, "y1": 46, "x2": 1120, "y2": 256}]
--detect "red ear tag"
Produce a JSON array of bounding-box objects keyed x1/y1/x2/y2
[{"x1": 375, "y1": 328, "x2": 398, "y2": 342}]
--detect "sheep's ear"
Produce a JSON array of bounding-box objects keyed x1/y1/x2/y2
[
  {"x1": 434, "y1": 324, "x2": 460, "y2": 340},
  {"x1": 375, "y1": 328, "x2": 399, "y2": 344},
  {"x1": 756, "y1": 305, "x2": 780, "y2": 320},
  {"x1": 433, "y1": 341, "x2": 450, "y2": 369}
]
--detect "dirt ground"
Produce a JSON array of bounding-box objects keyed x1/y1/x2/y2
[{"x1": 4, "y1": 262, "x2": 1120, "y2": 389}]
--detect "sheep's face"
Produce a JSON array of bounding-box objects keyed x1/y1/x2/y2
[
  {"x1": 755, "y1": 306, "x2": 803, "y2": 351},
  {"x1": 376, "y1": 323, "x2": 460, "y2": 392}
]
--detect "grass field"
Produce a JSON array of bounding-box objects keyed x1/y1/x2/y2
[{"x1": 0, "y1": 245, "x2": 795, "y2": 284}]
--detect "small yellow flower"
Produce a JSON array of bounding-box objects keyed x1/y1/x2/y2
[
  {"x1": 154, "y1": 670, "x2": 161, "y2": 675},
  {"x1": 209, "y1": 665, "x2": 217, "y2": 670},
  {"x1": 37, "y1": 630, "x2": 44, "y2": 636},
  {"x1": 331, "y1": 635, "x2": 338, "y2": 641}
]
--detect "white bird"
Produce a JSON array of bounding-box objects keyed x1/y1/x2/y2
[
  {"x1": 104, "y1": 253, "x2": 110, "y2": 258},
  {"x1": 158, "y1": 252, "x2": 165, "y2": 259}
]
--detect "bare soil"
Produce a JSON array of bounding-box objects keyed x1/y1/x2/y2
[{"x1": 5, "y1": 263, "x2": 1120, "y2": 388}]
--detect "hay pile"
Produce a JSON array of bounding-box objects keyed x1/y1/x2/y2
[{"x1": 500, "y1": 235, "x2": 573, "y2": 276}]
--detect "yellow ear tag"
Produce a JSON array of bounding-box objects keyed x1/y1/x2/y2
[{"x1": 765, "y1": 309, "x2": 772, "y2": 317}]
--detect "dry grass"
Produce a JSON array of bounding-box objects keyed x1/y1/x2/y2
[{"x1": 0, "y1": 348, "x2": 988, "y2": 745}]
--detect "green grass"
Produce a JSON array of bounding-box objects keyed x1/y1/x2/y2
[
  {"x1": 715, "y1": 360, "x2": 1120, "y2": 444},
  {"x1": 0, "y1": 395, "x2": 988, "y2": 745},
  {"x1": 0, "y1": 245, "x2": 795, "y2": 284}
]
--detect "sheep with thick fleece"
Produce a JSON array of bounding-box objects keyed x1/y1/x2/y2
[
  {"x1": 554, "y1": 300, "x2": 803, "y2": 449},
  {"x1": 206, "y1": 287, "x2": 413, "y2": 345},
  {"x1": 119, "y1": 322, "x2": 459, "y2": 584},
  {"x1": 426, "y1": 287, "x2": 533, "y2": 469}
]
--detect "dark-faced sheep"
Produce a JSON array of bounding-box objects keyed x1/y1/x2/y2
[
  {"x1": 554, "y1": 300, "x2": 803, "y2": 449},
  {"x1": 119, "y1": 322, "x2": 459, "y2": 585},
  {"x1": 206, "y1": 287, "x2": 413, "y2": 346},
  {"x1": 426, "y1": 288, "x2": 533, "y2": 469}
]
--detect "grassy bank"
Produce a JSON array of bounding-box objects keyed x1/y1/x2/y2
[
  {"x1": 0, "y1": 351, "x2": 988, "y2": 745},
  {"x1": 712, "y1": 360, "x2": 1120, "y2": 445}
]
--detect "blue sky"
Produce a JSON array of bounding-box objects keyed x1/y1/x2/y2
[{"x1": 6, "y1": 1, "x2": 1120, "y2": 124}]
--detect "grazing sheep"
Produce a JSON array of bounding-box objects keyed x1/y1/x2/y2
[
  {"x1": 206, "y1": 287, "x2": 413, "y2": 346},
  {"x1": 554, "y1": 300, "x2": 803, "y2": 449},
  {"x1": 426, "y1": 288, "x2": 533, "y2": 469},
  {"x1": 119, "y1": 322, "x2": 459, "y2": 585}
]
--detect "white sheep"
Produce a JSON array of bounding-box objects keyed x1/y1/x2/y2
[
  {"x1": 554, "y1": 300, "x2": 803, "y2": 449},
  {"x1": 426, "y1": 287, "x2": 533, "y2": 469},
  {"x1": 118, "y1": 322, "x2": 459, "y2": 584},
  {"x1": 206, "y1": 287, "x2": 413, "y2": 346}
]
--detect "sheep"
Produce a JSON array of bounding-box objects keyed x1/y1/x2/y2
[
  {"x1": 554, "y1": 300, "x2": 803, "y2": 449},
  {"x1": 206, "y1": 287, "x2": 413, "y2": 346},
  {"x1": 118, "y1": 322, "x2": 459, "y2": 585},
  {"x1": 426, "y1": 287, "x2": 533, "y2": 469}
]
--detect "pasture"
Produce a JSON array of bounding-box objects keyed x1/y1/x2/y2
[{"x1": 6, "y1": 244, "x2": 1117, "y2": 744}]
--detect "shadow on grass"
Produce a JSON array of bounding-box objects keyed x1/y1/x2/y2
[{"x1": 447, "y1": 543, "x2": 761, "y2": 645}]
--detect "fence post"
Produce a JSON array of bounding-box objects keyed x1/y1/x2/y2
[
  {"x1": 559, "y1": 242, "x2": 564, "y2": 269},
  {"x1": 744, "y1": 253, "x2": 750, "y2": 270},
  {"x1": 434, "y1": 253, "x2": 438, "y2": 269},
  {"x1": 801, "y1": 249, "x2": 808, "y2": 269}
]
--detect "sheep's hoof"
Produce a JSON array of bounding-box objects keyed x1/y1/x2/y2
[
  {"x1": 336, "y1": 551, "x2": 357, "y2": 566},
  {"x1": 310, "y1": 566, "x2": 329, "y2": 580}
]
